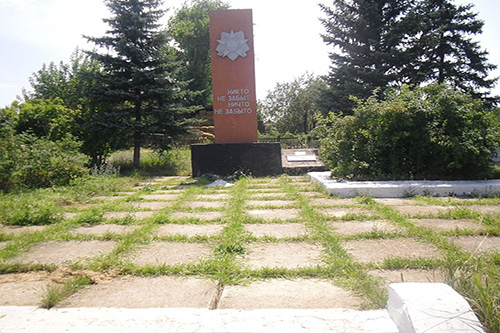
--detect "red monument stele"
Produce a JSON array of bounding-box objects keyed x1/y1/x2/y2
[{"x1": 191, "y1": 9, "x2": 282, "y2": 177}]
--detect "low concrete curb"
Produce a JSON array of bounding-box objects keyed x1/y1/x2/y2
[
  {"x1": 0, "y1": 283, "x2": 485, "y2": 333},
  {"x1": 387, "y1": 283, "x2": 485, "y2": 333},
  {"x1": 308, "y1": 171, "x2": 500, "y2": 198}
]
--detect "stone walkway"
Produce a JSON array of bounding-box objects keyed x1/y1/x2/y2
[{"x1": 0, "y1": 175, "x2": 498, "y2": 331}]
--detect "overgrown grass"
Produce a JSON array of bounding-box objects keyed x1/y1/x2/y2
[{"x1": 108, "y1": 147, "x2": 191, "y2": 176}]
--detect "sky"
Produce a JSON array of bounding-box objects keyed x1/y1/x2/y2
[{"x1": 0, "y1": 0, "x2": 499, "y2": 107}]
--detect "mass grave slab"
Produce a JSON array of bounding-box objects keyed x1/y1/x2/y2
[
  {"x1": 244, "y1": 243, "x2": 323, "y2": 269},
  {"x1": 191, "y1": 9, "x2": 282, "y2": 177},
  {"x1": 218, "y1": 279, "x2": 362, "y2": 309},
  {"x1": 0, "y1": 272, "x2": 52, "y2": 306},
  {"x1": 170, "y1": 211, "x2": 224, "y2": 220},
  {"x1": 8, "y1": 241, "x2": 117, "y2": 265},
  {"x1": 130, "y1": 201, "x2": 171, "y2": 210},
  {"x1": 0, "y1": 225, "x2": 47, "y2": 235},
  {"x1": 72, "y1": 224, "x2": 137, "y2": 235},
  {"x1": 186, "y1": 201, "x2": 226, "y2": 209},
  {"x1": 344, "y1": 239, "x2": 442, "y2": 263},
  {"x1": 320, "y1": 208, "x2": 376, "y2": 218},
  {"x1": 368, "y1": 269, "x2": 446, "y2": 288},
  {"x1": 243, "y1": 223, "x2": 308, "y2": 238},
  {"x1": 139, "y1": 193, "x2": 179, "y2": 201},
  {"x1": 466, "y1": 205, "x2": 500, "y2": 215},
  {"x1": 125, "y1": 242, "x2": 212, "y2": 266},
  {"x1": 103, "y1": 211, "x2": 155, "y2": 220},
  {"x1": 246, "y1": 200, "x2": 295, "y2": 207},
  {"x1": 156, "y1": 224, "x2": 224, "y2": 237},
  {"x1": 61, "y1": 276, "x2": 218, "y2": 308},
  {"x1": 391, "y1": 205, "x2": 451, "y2": 216}
]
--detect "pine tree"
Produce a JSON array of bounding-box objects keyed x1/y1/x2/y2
[
  {"x1": 319, "y1": 0, "x2": 415, "y2": 114},
  {"x1": 405, "y1": 0, "x2": 497, "y2": 100},
  {"x1": 86, "y1": 0, "x2": 195, "y2": 169}
]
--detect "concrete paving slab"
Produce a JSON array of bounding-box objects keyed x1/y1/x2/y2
[
  {"x1": 130, "y1": 201, "x2": 171, "y2": 210},
  {"x1": 330, "y1": 220, "x2": 400, "y2": 236},
  {"x1": 72, "y1": 224, "x2": 137, "y2": 235},
  {"x1": 139, "y1": 193, "x2": 179, "y2": 201},
  {"x1": 368, "y1": 269, "x2": 446, "y2": 288},
  {"x1": 185, "y1": 201, "x2": 225, "y2": 208},
  {"x1": 0, "y1": 306, "x2": 399, "y2": 333},
  {"x1": 170, "y1": 211, "x2": 224, "y2": 220},
  {"x1": 247, "y1": 192, "x2": 288, "y2": 199},
  {"x1": 410, "y1": 219, "x2": 485, "y2": 232},
  {"x1": 61, "y1": 276, "x2": 217, "y2": 308},
  {"x1": 126, "y1": 242, "x2": 212, "y2": 266},
  {"x1": 344, "y1": 239, "x2": 442, "y2": 263},
  {"x1": 219, "y1": 279, "x2": 362, "y2": 309},
  {"x1": 320, "y1": 208, "x2": 375, "y2": 218},
  {"x1": 450, "y1": 236, "x2": 500, "y2": 253},
  {"x1": 245, "y1": 243, "x2": 323, "y2": 269},
  {"x1": 310, "y1": 198, "x2": 357, "y2": 206},
  {"x1": 8, "y1": 241, "x2": 117, "y2": 265},
  {"x1": 156, "y1": 224, "x2": 224, "y2": 237},
  {"x1": 309, "y1": 171, "x2": 500, "y2": 198},
  {"x1": 0, "y1": 225, "x2": 47, "y2": 235},
  {"x1": 246, "y1": 200, "x2": 296, "y2": 207},
  {"x1": 375, "y1": 199, "x2": 419, "y2": 206},
  {"x1": 243, "y1": 223, "x2": 308, "y2": 238},
  {"x1": 195, "y1": 193, "x2": 232, "y2": 200},
  {"x1": 465, "y1": 205, "x2": 500, "y2": 215},
  {"x1": 0, "y1": 272, "x2": 51, "y2": 306},
  {"x1": 246, "y1": 209, "x2": 300, "y2": 220},
  {"x1": 392, "y1": 205, "x2": 451, "y2": 216},
  {"x1": 103, "y1": 211, "x2": 155, "y2": 220}
]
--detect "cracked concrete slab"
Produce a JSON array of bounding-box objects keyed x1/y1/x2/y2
[{"x1": 219, "y1": 279, "x2": 362, "y2": 309}]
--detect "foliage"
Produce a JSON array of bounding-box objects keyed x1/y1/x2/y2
[
  {"x1": 320, "y1": 0, "x2": 497, "y2": 114},
  {"x1": 85, "y1": 0, "x2": 197, "y2": 169},
  {"x1": 259, "y1": 73, "x2": 325, "y2": 135},
  {"x1": 319, "y1": 84, "x2": 500, "y2": 180},
  {"x1": 168, "y1": 0, "x2": 230, "y2": 107}
]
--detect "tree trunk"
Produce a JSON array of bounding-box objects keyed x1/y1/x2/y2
[{"x1": 133, "y1": 102, "x2": 142, "y2": 170}]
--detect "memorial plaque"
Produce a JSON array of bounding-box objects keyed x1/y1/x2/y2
[{"x1": 209, "y1": 9, "x2": 258, "y2": 143}]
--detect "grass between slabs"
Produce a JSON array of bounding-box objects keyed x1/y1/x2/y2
[{"x1": 0, "y1": 174, "x2": 498, "y2": 330}]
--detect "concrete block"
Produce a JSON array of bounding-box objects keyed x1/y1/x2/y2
[{"x1": 387, "y1": 283, "x2": 484, "y2": 332}]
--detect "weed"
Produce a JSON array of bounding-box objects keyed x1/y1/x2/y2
[{"x1": 40, "y1": 275, "x2": 93, "y2": 309}]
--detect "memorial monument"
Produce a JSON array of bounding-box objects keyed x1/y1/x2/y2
[{"x1": 191, "y1": 9, "x2": 282, "y2": 177}]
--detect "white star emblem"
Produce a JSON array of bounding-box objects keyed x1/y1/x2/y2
[{"x1": 216, "y1": 30, "x2": 250, "y2": 61}]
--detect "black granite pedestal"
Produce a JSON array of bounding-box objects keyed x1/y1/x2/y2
[{"x1": 191, "y1": 143, "x2": 282, "y2": 177}]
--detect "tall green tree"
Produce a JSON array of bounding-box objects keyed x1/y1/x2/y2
[
  {"x1": 168, "y1": 0, "x2": 229, "y2": 107},
  {"x1": 320, "y1": 0, "x2": 415, "y2": 114},
  {"x1": 404, "y1": 0, "x2": 497, "y2": 100},
  {"x1": 86, "y1": 0, "x2": 195, "y2": 169},
  {"x1": 260, "y1": 74, "x2": 325, "y2": 135}
]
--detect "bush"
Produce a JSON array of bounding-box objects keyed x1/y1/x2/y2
[
  {"x1": 319, "y1": 84, "x2": 500, "y2": 180},
  {"x1": 0, "y1": 133, "x2": 89, "y2": 191}
]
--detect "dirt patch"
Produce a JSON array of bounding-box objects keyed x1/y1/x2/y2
[
  {"x1": 186, "y1": 201, "x2": 225, "y2": 209},
  {"x1": 330, "y1": 220, "x2": 400, "y2": 236},
  {"x1": 8, "y1": 241, "x2": 117, "y2": 265},
  {"x1": 246, "y1": 200, "x2": 295, "y2": 208},
  {"x1": 0, "y1": 225, "x2": 47, "y2": 235},
  {"x1": 368, "y1": 269, "x2": 446, "y2": 288},
  {"x1": 310, "y1": 198, "x2": 357, "y2": 206},
  {"x1": 449, "y1": 236, "x2": 500, "y2": 253},
  {"x1": 244, "y1": 223, "x2": 308, "y2": 238},
  {"x1": 392, "y1": 205, "x2": 451, "y2": 216},
  {"x1": 61, "y1": 276, "x2": 217, "y2": 308},
  {"x1": 72, "y1": 224, "x2": 137, "y2": 235},
  {"x1": 49, "y1": 267, "x2": 120, "y2": 284},
  {"x1": 219, "y1": 279, "x2": 362, "y2": 309},
  {"x1": 344, "y1": 239, "x2": 442, "y2": 263},
  {"x1": 139, "y1": 194, "x2": 179, "y2": 201},
  {"x1": 170, "y1": 211, "x2": 223, "y2": 220},
  {"x1": 244, "y1": 243, "x2": 323, "y2": 269},
  {"x1": 103, "y1": 212, "x2": 155, "y2": 220},
  {"x1": 410, "y1": 219, "x2": 485, "y2": 232},
  {"x1": 246, "y1": 209, "x2": 300, "y2": 221},
  {"x1": 156, "y1": 224, "x2": 224, "y2": 237},
  {"x1": 125, "y1": 242, "x2": 212, "y2": 266},
  {"x1": 0, "y1": 272, "x2": 51, "y2": 306}
]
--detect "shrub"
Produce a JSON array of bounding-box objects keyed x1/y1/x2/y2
[{"x1": 319, "y1": 84, "x2": 500, "y2": 180}]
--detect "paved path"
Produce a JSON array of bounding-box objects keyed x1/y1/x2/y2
[{"x1": 0, "y1": 175, "x2": 498, "y2": 332}]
